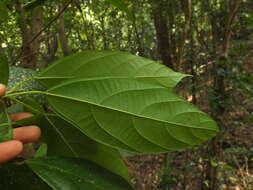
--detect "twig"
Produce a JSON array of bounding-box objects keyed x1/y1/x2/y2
[
  {"x1": 232, "y1": 155, "x2": 248, "y2": 188},
  {"x1": 223, "y1": 0, "x2": 242, "y2": 57}
]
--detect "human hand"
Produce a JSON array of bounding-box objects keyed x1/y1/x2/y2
[{"x1": 0, "y1": 84, "x2": 41, "y2": 163}]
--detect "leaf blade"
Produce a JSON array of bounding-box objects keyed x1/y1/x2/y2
[
  {"x1": 37, "y1": 51, "x2": 188, "y2": 89},
  {"x1": 45, "y1": 77, "x2": 218, "y2": 153},
  {"x1": 40, "y1": 115, "x2": 130, "y2": 181},
  {"x1": 38, "y1": 51, "x2": 217, "y2": 153},
  {"x1": 26, "y1": 157, "x2": 132, "y2": 190}
]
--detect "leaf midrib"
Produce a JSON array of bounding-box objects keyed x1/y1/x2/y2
[
  {"x1": 36, "y1": 75, "x2": 187, "y2": 83},
  {"x1": 45, "y1": 92, "x2": 217, "y2": 132}
]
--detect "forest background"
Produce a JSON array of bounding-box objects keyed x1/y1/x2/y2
[{"x1": 0, "y1": 0, "x2": 253, "y2": 189}]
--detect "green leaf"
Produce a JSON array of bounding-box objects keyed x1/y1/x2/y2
[
  {"x1": 224, "y1": 147, "x2": 248, "y2": 154},
  {"x1": 104, "y1": 0, "x2": 133, "y2": 19},
  {"x1": 37, "y1": 51, "x2": 217, "y2": 153},
  {"x1": 7, "y1": 103, "x2": 24, "y2": 114},
  {"x1": 44, "y1": 77, "x2": 218, "y2": 153},
  {"x1": 39, "y1": 115, "x2": 130, "y2": 181},
  {"x1": 35, "y1": 144, "x2": 47, "y2": 158},
  {"x1": 19, "y1": 97, "x2": 45, "y2": 114},
  {"x1": 12, "y1": 114, "x2": 43, "y2": 127},
  {"x1": 7, "y1": 97, "x2": 44, "y2": 127},
  {"x1": 0, "y1": 55, "x2": 9, "y2": 85},
  {"x1": 26, "y1": 157, "x2": 132, "y2": 190},
  {"x1": 0, "y1": 102, "x2": 12, "y2": 142},
  {"x1": 210, "y1": 160, "x2": 218, "y2": 167},
  {"x1": 36, "y1": 51, "x2": 188, "y2": 89}
]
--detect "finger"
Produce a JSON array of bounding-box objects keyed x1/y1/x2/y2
[
  {"x1": 0, "y1": 84, "x2": 6, "y2": 96},
  {"x1": 10, "y1": 112, "x2": 34, "y2": 122},
  {"x1": 13, "y1": 126, "x2": 41, "y2": 143},
  {"x1": 0, "y1": 140, "x2": 23, "y2": 163}
]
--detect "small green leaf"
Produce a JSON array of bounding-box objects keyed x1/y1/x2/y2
[
  {"x1": 220, "y1": 165, "x2": 235, "y2": 171},
  {"x1": 224, "y1": 147, "x2": 248, "y2": 154},
  {"x1": 35, "y1": 144, "x2": 47, "y2": 158},
  {"x1": 229, "y1": 177, "x2": 238, "y2": 182},
  {"x1": 0, "y1": 55, "x2": 9, "y2": 85},
  {"x1": 26, "y1": 157, "x2": 132, "y2": 190},
  {"x1": 210, "y1": 160, "x2": 218, "y2": 167},
  {"x1": 19, "y1": 97, "x2": 45, "y2": 114},
  {"x1": 13, "y1": 114, "x2": 43, "y2": 127}
]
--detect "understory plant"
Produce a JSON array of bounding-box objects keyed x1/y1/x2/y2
[{"x1": 0, "y1": 51, "x2": 218, "y2": 189}]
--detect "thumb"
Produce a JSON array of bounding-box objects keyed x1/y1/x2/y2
[{"x1": 0, "y1": 84, "x2": 6, "y2": 96}]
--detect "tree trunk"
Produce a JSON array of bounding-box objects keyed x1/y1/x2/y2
[
  {"x1": 132, "y1": 0, "x2": 144, "y2": 56},
  {"x1": 151, "y1": 0, "x2": 173, "y2": 69},
  {"x1": 204, "y1": 1, "x2": 242, "y2": 189},
  {"x1": 44, "y1": 32, "x2": 58, "y2": 65},
  {"x1": 15, "y1": 0, "x2": 43, "y2": 69},
  {"x1": 177, "y1": 0, "x2": 192, "y2": 72},
  {"x1": 58, "y1": 2, "x2": 72, "y2": 56},
  {"x1": 167, "y1": 0, "x2": 177, "y2": 64}
]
